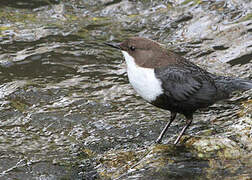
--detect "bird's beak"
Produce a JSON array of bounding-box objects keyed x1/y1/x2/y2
[{"x1": 104, "y1": 42, "x2": 121, "y2": 50}]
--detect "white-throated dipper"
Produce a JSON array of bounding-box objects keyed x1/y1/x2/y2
[{"x1": 105, "y1": 37, "x2": 252, "y2": 144}]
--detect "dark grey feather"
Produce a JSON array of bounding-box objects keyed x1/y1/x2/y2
[{"x1": 154, "y1": 65, "x2": 217, "y2": 114}]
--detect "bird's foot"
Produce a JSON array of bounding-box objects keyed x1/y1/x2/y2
[{"x1": 155, "y1": 136, "x2": 163, "y2": 144}]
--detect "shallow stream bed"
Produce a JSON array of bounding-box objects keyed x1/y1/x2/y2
[{"x1": 0, "y1": 0, "x2": 251, "y2": 179}]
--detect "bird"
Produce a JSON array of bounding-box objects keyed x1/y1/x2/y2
[{"x1": 105, "y1": 37, "x2": 252, "y2": 144}]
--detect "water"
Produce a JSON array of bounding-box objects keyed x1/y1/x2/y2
[{"x1": 0, "y1": 0, "x2": 251, "y2": 179}]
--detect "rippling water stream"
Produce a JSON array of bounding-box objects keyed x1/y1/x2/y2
[{"x1": 0, "y1": 0, "x2": 251, "y2": 179}]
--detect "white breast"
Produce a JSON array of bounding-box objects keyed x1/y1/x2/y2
[{"x1": 122, "y1": 51, "x2": 163, "y2": 102}]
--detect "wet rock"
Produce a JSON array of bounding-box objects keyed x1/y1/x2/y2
[
  {"x1": 102, "y1": 0, "x2": 139, "y2": 16},
  {"x1": 186, "y1": 137, "x2": 247, "y2": 159},
  {"x1": 96, "y1": 144, "x2": 207, "y2": 179},
  {"x1": 1, "y1": 0, "x2": 60, "y2": 9}
]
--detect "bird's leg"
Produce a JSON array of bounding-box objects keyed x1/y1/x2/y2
[
  {"x1": 155, "y1": 112, "x2": 177, "y2": 143},
  {"x1": 174, "y1": 116, "x2": 193, "y2": 145}
]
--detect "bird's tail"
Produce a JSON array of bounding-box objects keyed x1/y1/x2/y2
[
  {"x1": 230, "y1": 78, "x2": 252, "y2": 91},
  {"x1": 213, "y1": 76, "x2": 252, "y2": 100}
]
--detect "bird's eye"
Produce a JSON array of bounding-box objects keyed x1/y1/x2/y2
[{"x1": 129, "y1": 46, "x2": 135, "y2": 51}]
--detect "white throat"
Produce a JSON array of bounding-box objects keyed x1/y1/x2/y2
[{"x1": 121, "y1": 51, "x2": 163, "y2": 102}]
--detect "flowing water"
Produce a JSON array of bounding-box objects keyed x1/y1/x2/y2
[{"x1": 0, "y1": 0, "x2": 251, "y2": 179}]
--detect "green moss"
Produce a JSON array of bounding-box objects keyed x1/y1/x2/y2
[
  {"x1": 97, "y1": 149, "x2": 144, "y2": 179},
  {"x1": 91, "y1": 17, "x2": 110, "y2": 21},
  {"x1": 240, "y1": 13, "x2": 252, "y2": 22},
  {"x1": 10, "y1": 100, "x2": 29, "y2": 112},
  {"x1": 0, "y1": 10, "x2": 37, "y2": 23},
  {"x1": 187, "y1": 137, "x2": 246, "y2": 160},
  {"x1": 181, "y1": 0, "x2": 202, "y2": 5},
  {"x1": 127, "y1": 14, "x2": 139, "y2": 18},
  {"x1": 65, "y1": 14, "x2": 79, "y2": 21},
  {"x1": 238, "y1": 99, "x2": 252, "y2": 118},
  {"x1": 0, "y1": 26, "x2": 10, "y2": 37},
  {"x1": 77, "y1": 28, "x2": 89, "y2": 39},
  {"x1": 82, "y1": 148, "x2": 95, "y2": 158},
  {"x1": 0, "y1": 26, "x2": 9, "y2": 31}
]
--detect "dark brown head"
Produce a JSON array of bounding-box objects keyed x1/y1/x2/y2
[{"x1": 105, "y1": 37, "x2": 180, "y2": 68}]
